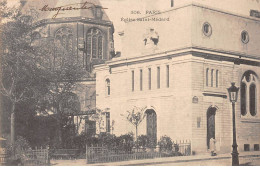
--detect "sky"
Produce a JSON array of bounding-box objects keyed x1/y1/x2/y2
[{"x1": 5, "y1": 0, "x2": 260, "y2": 51}]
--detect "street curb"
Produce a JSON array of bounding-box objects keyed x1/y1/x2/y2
[
  {"x1": 88, "y1": 153, "x2": 260, "y2": 166},
  {"x1": 121, "y1": 157, "x2": 230, "y2": 166},
  {"x1": 121, "y1": 154, "x2": 260, "y2": 166}
]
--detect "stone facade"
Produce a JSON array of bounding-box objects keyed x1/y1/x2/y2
[{"x1": 95, "y1": 2, "x2": 260, "y2": 154}]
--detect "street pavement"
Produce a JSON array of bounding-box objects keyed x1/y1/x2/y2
[{"x1": 51, "y1": 151, "x2": 260, "y2": 166}]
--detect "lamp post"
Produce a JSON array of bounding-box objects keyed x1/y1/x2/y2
[{"x1": 227, "y1": 82, "x2": 240, "y2": 166}]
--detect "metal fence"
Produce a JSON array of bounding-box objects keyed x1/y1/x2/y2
[
  {"x1": 0, "y1": 153, "x2": 8, "y2": 166},
  {"x1": 86, "y1": 146, "x2": 162, "y2": 164},
  {"x1": 50, "y1": 149, "x2": 82, "y2": 160},
  {"x1": 175, "y1": 140, "x2": 191, "y2": 156},
  {"x1": 86, "y1": 141, "x2": 191, "y2": 164},
  {"x1": 23, "y1": 149, "x2": 50, "y2": 166}
]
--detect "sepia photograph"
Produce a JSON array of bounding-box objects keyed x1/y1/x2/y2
[{"x1": 0, "y1": 0, "x2": 260, "y2": 166}]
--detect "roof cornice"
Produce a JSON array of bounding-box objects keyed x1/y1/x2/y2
[
  {"x1": 100, "y1": 46, "x2": 260, "y2": 69},
  {"x1": 128, "y1": 2, "x2": 260, "y2": 23},
  {"x1": 33, "y1": 16, "x2": 113, "y2": 28}
]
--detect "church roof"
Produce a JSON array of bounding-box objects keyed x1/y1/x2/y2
[{"x1": 21, "y1": 0, "x2": 111, "y2": 22}]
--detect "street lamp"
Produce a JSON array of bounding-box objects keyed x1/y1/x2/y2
[{"x1": 227, "y1": 82, "x2": 240, "y2": 166}]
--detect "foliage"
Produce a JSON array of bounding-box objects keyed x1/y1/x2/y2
[
  {"x1": 122, "y1": 106, "x2": 147, "y2": 140},
  {"x1": 32, "y1": 29, "x2": 88, "y2": 148},
  {"x1": 97, "y1": 132, "x2": 117, "y2": 147},
  {"x1": 158, "y1": 135, "x2": 173, "y2": 153},
  {"x1": 6, "y1": 136, "x2": 31, "y2": 160},
  {"x1": 0, "y1": 1, "x2": 46, "y2": 104},
  {"x1": 125, "y1": 106, "x2": 146, "y2": 128},
  {"x1": 0, "y1": 0, "x2": 89, "y2": 148},
  {"x1": 136, "y1": 135, "x2": 148, "y2": 148},
  {"x1": 0, "y1": 0, "x2": 50, "y2": 145},
  {"x1": 72, "y1": 132, "x2": 134, "y2": 154},
  {"x1": 116, "y1": 133, "x2": 134, "y2": 152},
  {"x1": 73, "y1": 133, "x2": 96, "y2": 150}
]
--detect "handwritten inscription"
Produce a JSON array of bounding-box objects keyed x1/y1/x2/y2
[{"x1": 39, "y1": 1, "x2": 108, "y2": 19}]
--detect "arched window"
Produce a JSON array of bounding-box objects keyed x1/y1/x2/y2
[
  {"x1": 86, "y1": 28, "x2": 103, "y2": 59},
  {"x1": 206, "y1": 68, "x2": 209, "y2": 86},
  {"x1": 211, "y1": 69, "x2": 214, "y2": 87},
  {"x1": 241, "y1": 71, "x2": 258, "y2": 116},
  {"x1": 216, "y1": 70, "x2": 219, "y2": 87},
  {"x1": 250, "y1": 84, "x2": 256, "y2": 116},
  {"x1": 54, "y1": 27, "x2": 73, "y2": 68},
  {"x1": 106, "y1": 79, "x2": 110, "y2": 96},
  {"x1": 241, "y1": 83, "x2": 247, "y2": 116},
  {"x1": 55, "y1": 27, "x2": 73, "y2": 53}
]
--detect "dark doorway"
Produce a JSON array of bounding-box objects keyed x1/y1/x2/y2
[
  {"x1": 207, "y1": 107, "x2": 216, "y2": 149},
  {"x1": 146, "y1": 109, "x2": 157, "y2": 147}
]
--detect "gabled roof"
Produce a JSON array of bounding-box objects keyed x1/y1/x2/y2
[{"x1": 21, "y1": 0, "x2": 111, "y2": 22}]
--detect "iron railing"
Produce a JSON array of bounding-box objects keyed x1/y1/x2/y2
[
  {"x1": 86, "y1": 140, "x2": 191, "y2": 164},
  {"x1": 86, "y1": 146, "x2": 162, "y2": 164},
  {"x1": 50, "y1": 149, "x2": 82, "y2": 160},
  {"x1": 24, "y1": 149, "x2": 50, "y2": 166}
]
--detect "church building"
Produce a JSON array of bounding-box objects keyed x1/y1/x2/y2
[{"x1": 95, "y1": 0, "x2": 260, "y2": 154}]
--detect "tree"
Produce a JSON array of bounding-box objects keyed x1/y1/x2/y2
[
  {"x1": 0, "y1": 1, "x2": 88, "y2": 148},
  {"x1": 136, "y1": 135, "x2": 149, "y2": 148},
  {"x1": 33, "y1": 43, "x2": 88, "y2": 147},
  {"x1": 0, "y1": 1, "x2": 48, "y2": 145},
  {"x1": 158, "y1": 135, "x2": 173, "y2": 153},
  {"x1": 122, "y1": 106, "x2": 147, "y2": 140}
]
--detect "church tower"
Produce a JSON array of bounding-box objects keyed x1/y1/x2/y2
[{"x1": 21, "y1": 0, "x2": 114, "y2": 72}]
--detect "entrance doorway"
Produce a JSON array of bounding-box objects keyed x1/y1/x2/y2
[
  {"x1": 145, "y1": 109, "x2": 157, "y2": 147},
  {"x1": 207, "y1": 107, "x2": 217, "y2": 149}
]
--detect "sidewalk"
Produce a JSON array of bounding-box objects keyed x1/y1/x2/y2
[
  {"x1": 89, "y1": 151, "x2": 260, "y2": 166},
  {"x1": 51, "y1": 151, "x2": 260, "y2": 166}
]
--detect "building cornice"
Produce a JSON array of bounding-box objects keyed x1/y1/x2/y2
[
  {"x1": 99, "y1": 46, "x2": 260, "y2": 70},
  {"x1": 130, "y1": 2, "x2": 260, "y2": 24},
  {"x1": 33, "y1": 17, "x2": 113, "y2": 28}
]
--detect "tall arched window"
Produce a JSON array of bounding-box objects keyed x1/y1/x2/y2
[
  {"x1": 216, "y1": 70, "x2": 219, "y2": 87},
  {"x1": 55, "y1": 27, "x2": 73, "y2": 53},
  {"x1": 86, "y1": 28, "x2": 103, "y2": 59},
  {"x1": 241, "y1": 83, "x2": 247, "y2": 116},
  {"x1": 211, "y1": 69, "x2": 214, "y2": 87},
  {"x1": 54, "y1": 27, "x2": 73, "y2": 68},
  {"x1": 250, "y1": 84, "x2": 256, "y2": 116},
  {"x1": 241, "y1": 71, "x2": 258, "y2": 116},
  {"x1": 206, "y1": 68, "x2": 209, "y2": 86},
  {"x1": 106, "y1": 79, "x2": 110, "y2": 96}
]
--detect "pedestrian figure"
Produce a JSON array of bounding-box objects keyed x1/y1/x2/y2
[{"x1": 210, "y1": 137, "x2": 217, "y2": 156}]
